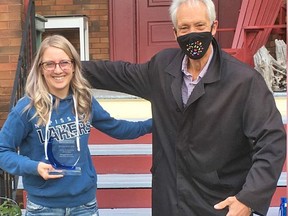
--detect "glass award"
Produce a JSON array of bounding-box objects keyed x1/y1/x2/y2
[{"x1": 47, "y1": 136, "x2": 81, "y2": 175}]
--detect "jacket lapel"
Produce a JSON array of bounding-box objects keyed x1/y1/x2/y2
[
  {"x1": 185, "y1": 38, "x2": 222, "y2": 108},
  {"x1": 165, "y1": 51, "x2": 185, "y2": 110},
  {"x1": 185, "y1": 80, "x2": 205, "y2": 107},
  {"x1": 171, "y1": 74, "x2": 184, "y2": 110}
]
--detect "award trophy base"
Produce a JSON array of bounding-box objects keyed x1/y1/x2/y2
[{"x1": 49, "y1": 167, "x2": 82, "y2": 176}]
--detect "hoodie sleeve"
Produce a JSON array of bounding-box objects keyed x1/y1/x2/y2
[
  {"x1": 0, "y1": 105, "x2": 39, "y2": 176},
  {"x1": 90, "y1": 98, "x2": 152, "y2": 139}
]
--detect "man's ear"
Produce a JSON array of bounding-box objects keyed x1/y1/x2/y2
[
  {"x1": 173, "y1": 27, "x2": 178, "y2": 40},
  {"x1": 211, "y1": 20, "x2": 218, "y2": 37}
]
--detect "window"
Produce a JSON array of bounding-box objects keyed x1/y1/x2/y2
[{"x1": 44, "y1": 15, "x2": 89, "y2": 61}]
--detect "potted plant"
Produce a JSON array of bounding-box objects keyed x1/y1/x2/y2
[{"x1": 0, "y1": 197, "x2": 22, "y2": 216}]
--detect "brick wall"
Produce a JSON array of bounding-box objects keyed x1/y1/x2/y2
[
  {"x1": 35, "y1": 0, "x2": 109, "y2": 61},
  {"x1": 0, "y1": 0, "x2": 23, "y2": 127}
]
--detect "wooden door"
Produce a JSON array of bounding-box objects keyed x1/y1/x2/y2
[
  {"x1": 109, "y1": 0, "x2": 175, "y2": 63},
  {"x1": 109, "y1": 0, "x2": 242, "y2": 63},
  {"x1": 136, "y1": 0, "x2": 177, "y2": 63}
]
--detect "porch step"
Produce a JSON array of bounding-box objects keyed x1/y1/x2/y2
[
  {"x1": 17, "y1": 171, "x2": 286, "y2": 189},
  {"x1": 274, "y1": 92, "x2": 286, "y2": 123}
]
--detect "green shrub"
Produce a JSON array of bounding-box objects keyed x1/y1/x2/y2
[{"x1": 0, "y1": 197, "x2": 21, "y2": 216}]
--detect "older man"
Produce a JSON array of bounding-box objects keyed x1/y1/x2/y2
[{"x1": 83, "y1": 0, "x2": 286, "y2": 215}]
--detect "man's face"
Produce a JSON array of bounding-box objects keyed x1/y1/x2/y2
[{"x1": 174, "y1": 2, "x2": 217, "y2": 37}]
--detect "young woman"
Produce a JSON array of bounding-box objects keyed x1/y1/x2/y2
[{"x1": 0, "y1": 35, "x2": 152, "y2": 216}]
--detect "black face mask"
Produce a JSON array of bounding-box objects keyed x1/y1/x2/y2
[{"x1": 177, "y1": 31, "x2": 213, "y2": 60}]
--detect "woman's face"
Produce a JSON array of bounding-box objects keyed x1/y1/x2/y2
[{"x1": 41, "y1": 46, "x2": 74, "y2": 99}]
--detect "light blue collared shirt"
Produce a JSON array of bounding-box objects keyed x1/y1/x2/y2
[{"x1": 181, "y1": 48, "x2": 214, "y2": 106}]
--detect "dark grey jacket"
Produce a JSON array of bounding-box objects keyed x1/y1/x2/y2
[{"x1": 82, "y1": 39, "x2": 286, "y2": 216}]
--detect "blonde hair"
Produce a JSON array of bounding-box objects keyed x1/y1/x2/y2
[{"x1": 25, "y1": 35, "x2": 92, "y2": 126}]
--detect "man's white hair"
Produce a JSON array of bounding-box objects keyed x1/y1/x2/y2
[{"x1": 169, "y1": 0, "x2": 216, "y2": 28}]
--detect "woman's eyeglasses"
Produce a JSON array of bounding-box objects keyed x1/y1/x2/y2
[{"x1": 41, "y1": 60, "x2": 74, "y2": 72}]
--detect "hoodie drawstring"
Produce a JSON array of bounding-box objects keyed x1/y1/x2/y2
[
  {"x1": 73, "y1": 95, "x2": 81, "y2": 151},
  {"x1": 44, "y1": 94, "x2": 53, "y2": 160},
  {"x1": 44, "y1": 94, "x2": 81, "y2": 160}
]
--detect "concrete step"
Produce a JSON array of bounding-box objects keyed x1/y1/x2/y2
[
  {"x1": 93, "y1": 90, "x2": 286, "y2": 123},
  {"x1": 17, "y1": 172, "x2": 286, "y2": 190},
  {"x1": 274, "y1": 92, "x2": 286, "y2": 124}
]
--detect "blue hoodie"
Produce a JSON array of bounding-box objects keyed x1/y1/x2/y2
[{"x1": 0, "y1": 94, "x2": 152, "y2": 208}]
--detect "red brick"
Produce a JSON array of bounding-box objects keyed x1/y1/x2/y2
[
  {"x1": 0, "y1": 63, "x2": 17, "y2": 71},
  {"x1": 0, "y1": 5, "x2": 8, "y2": 12},
  {"x1": 0, "y1": 79, "x2": 13, "y2": 88},
  {"x1": 82, "y1": 4, "x2": 100, "y2": 10},
  {"x1": 35, "y1": 6, "x2": 53, "y2": 14},
  {"x1": 8, "y1": 13, "x2": 21, "y2": 21},
  {"x1": 0, "y1": 29, "x2": 22, "y2": 39},
  {"x1": 0, "y1": 86, "x2": 13, "y2": 95},
  {"x1": 50, "y1": 5, "x2": 66, "y2": 11},
  {"x1": 8, "y1": 4, "x2": 21, "y2": 13},
  {"x1": 9, "y1": 55, "x2": 19, "y2": 63},
  {"x1": 9, "y1": 21, "x2": 21, "y2": 30},
  {"x1": 0, "y1": 46, "x2": 20, "y2": 55},
  {"x1": 56, "y1": 0, "x2": 73, "y2": 5},
  {"x1": 0, "y1": 0, "x2": 21, "y2": 4},
  {"x1": 41, "y1": 0, "x2": 56, "y2": 6},
  {"x1": 0, "y1": 70, "x2": 16, "y2": 79},
  {"x1": 0, "y1": 22, "x2": 8, "y2": 29},
  {"x1": 0, "y1": 56, "x2": 9, "y2": 63},
  {"x1": 0, "y1": 13, "x2": 10, "y2": 21},
  {"x1": 8, "y1": 38, "x2": 21, "y2": 47},
  {"x1": 91, "y1": 43, "x2": 107, "y2": 49}
]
